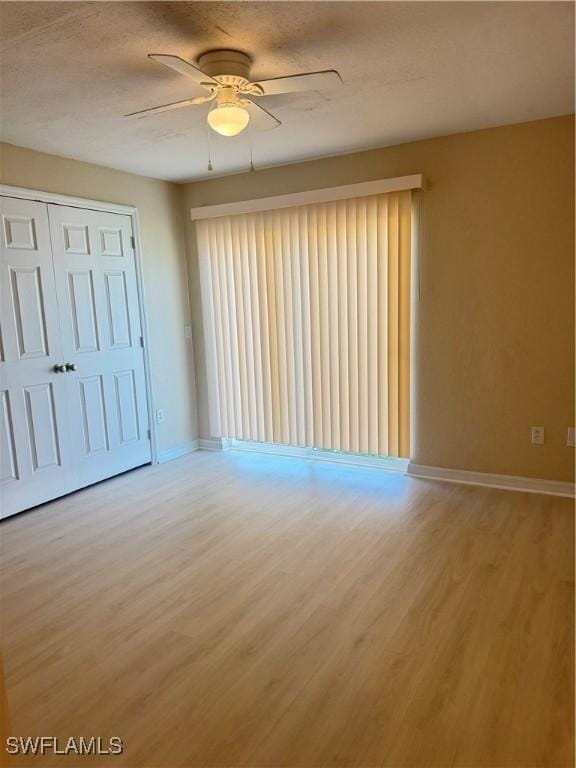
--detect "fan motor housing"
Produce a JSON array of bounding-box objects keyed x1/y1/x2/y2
[{"x1": 198, "y1": 49, "x2": 252, "y2": 82}]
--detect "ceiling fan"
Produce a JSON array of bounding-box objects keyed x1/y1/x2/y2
[{"x1": 125, "y1": 49, "x2": 342, "y2": 137}]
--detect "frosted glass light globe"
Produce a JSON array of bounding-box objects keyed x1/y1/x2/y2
[{"x1": 208, "y1": 105, "x2": 249, "y2": 137}]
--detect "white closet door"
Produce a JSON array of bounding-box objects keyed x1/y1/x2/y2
[
  {"x1": 0, "y1": 198, "x2": 75, "y2": 518},
  {"x1": 48, "y1": 205, "x2": 151, "y2": 488}
]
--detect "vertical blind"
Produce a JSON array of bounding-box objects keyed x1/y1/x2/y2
[{"x1": 197, "y1": 190, "x2": 412, "y2": 458}]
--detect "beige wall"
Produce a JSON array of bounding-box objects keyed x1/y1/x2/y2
[
  {"x1": 1, "y1": 142, "x2": 198, "y2": 453},
  {"x1": 183, "y1": 115, "x2": 575, "y2": 482}
]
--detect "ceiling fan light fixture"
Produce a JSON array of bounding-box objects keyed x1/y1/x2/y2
[
  {"x1": 131, "y1": 50, "x2": 342, "y2": 136},
  {"x1": 207, "y1": 104, "x2": 249, "y2": 137}
]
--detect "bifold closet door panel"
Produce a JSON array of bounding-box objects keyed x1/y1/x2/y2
[
  {"x1": 0, "y1": 198, "x2": 75, "y2": 518},
  {"x1": 48, "y1": 205, "x2": 151, "y2": 489}
]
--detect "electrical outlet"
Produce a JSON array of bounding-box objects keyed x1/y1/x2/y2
[
  {"x1": 155, "y1": 408, "x2": 165, "y2": 424},
  {"x1": 531, "y1": 426, "x2": 545, "y2": 445},
  {"x1": 568, "y1": 427, "x2": 575, "y2": 447}
]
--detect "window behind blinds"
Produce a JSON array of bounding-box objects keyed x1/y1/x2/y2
[{"x1": 197, "y1": 190, "x2": 412, "y2": 458}]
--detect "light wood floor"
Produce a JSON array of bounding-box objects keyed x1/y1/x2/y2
[{"x1": 1, "y1": 451, "x2": 574, "y2": 767}]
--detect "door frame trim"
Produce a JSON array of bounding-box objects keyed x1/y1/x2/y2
[{"x1": 1, "y1": 184, "x2": 158, "y2": 463}]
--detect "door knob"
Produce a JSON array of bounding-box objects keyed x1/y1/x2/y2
[
  {"x1": 65, "y1": 363, "x2": 78, "y2": 372},
  {"x1": 53, "y1": 363, "x2": 67, "y2": 373}
]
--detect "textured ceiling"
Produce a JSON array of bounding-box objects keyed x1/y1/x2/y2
[{"x1": 1, "y1": 1, "x2": 573, "y2": 182}]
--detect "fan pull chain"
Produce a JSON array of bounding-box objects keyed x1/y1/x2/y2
[
  {"x1": 206, "y1": 118, "x2": 213, "y2": 172},
  {"x1": 249, "y1": 120, "x2": 255, "y2": 173}
]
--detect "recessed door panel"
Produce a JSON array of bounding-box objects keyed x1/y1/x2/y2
[
  {"x1": 79, "y1": 375, "x2": 109, "y2": 455},
  {"x1": 10, "y1": 266, "x2": 49, "y2": 359},
  {"x1": 24, "y1": 383, "x2": 61, "y2": 471},
  {"x1": 113, "y1": 370, "x2": 139, "y2": 444},
  {"x1": 68, "y1": 270, "x2": 99, "y2": 353},
  {"x1": 0, "y1": 391, "x2": 18, "y2": 485},
  {"x1": 99, "y1": 227, "x2": 124, "y2": 257},
  {"x1": 3, "y1": 215, "x2": 37, "y2": 250},
  {"x1": 104, "y1": 270, "x2": 131, "y2": 348},
  {"x1": 63, "y1": 224, "x2": 90, "y2": 255}
]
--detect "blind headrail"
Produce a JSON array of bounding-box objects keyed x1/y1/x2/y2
[{"x1": 189, "y1": 174, "x2": 423, "y2": 221}]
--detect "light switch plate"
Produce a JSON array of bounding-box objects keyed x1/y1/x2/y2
[
  {"x1": 531, "y1": 426, "x2": 545, "y2": 445},
  {"x1": 568, "y1": 427, "x2": 575, "y2": 447}
]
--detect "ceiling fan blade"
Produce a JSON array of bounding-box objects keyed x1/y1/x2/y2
[
  {"x1": 148, "y1": 54, "x2": 217, "y2": 90},
  {"x1": 251, "y1": 69, "x2": 342, "y2": 96},
  {"x1": 245, "y1": 100, "x2": 281, "y2": 131},
  {"x1": 125, "y1": 94, "x2": 214, "y2": 118}
]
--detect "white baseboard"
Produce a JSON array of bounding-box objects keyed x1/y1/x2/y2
[
  {"x1": 407, "y1": 462, "x2": 575, "y2": 498},
  {"x1": 198, "y1": 437, "x2": 232, "y2": 451},
  {"x1": 157, "y1": 441, "x2": 574, "y2": 498},
  {"x1": 227, "y1": 439, "x2": 408, "y2": 472},
  {"x1": 157, "y1": 439, "x2": 199, "y2": 464}
]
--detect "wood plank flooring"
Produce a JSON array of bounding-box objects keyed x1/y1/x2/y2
[{"x1": 1, "y1": 450, "x2": 574, "y2": 767}]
